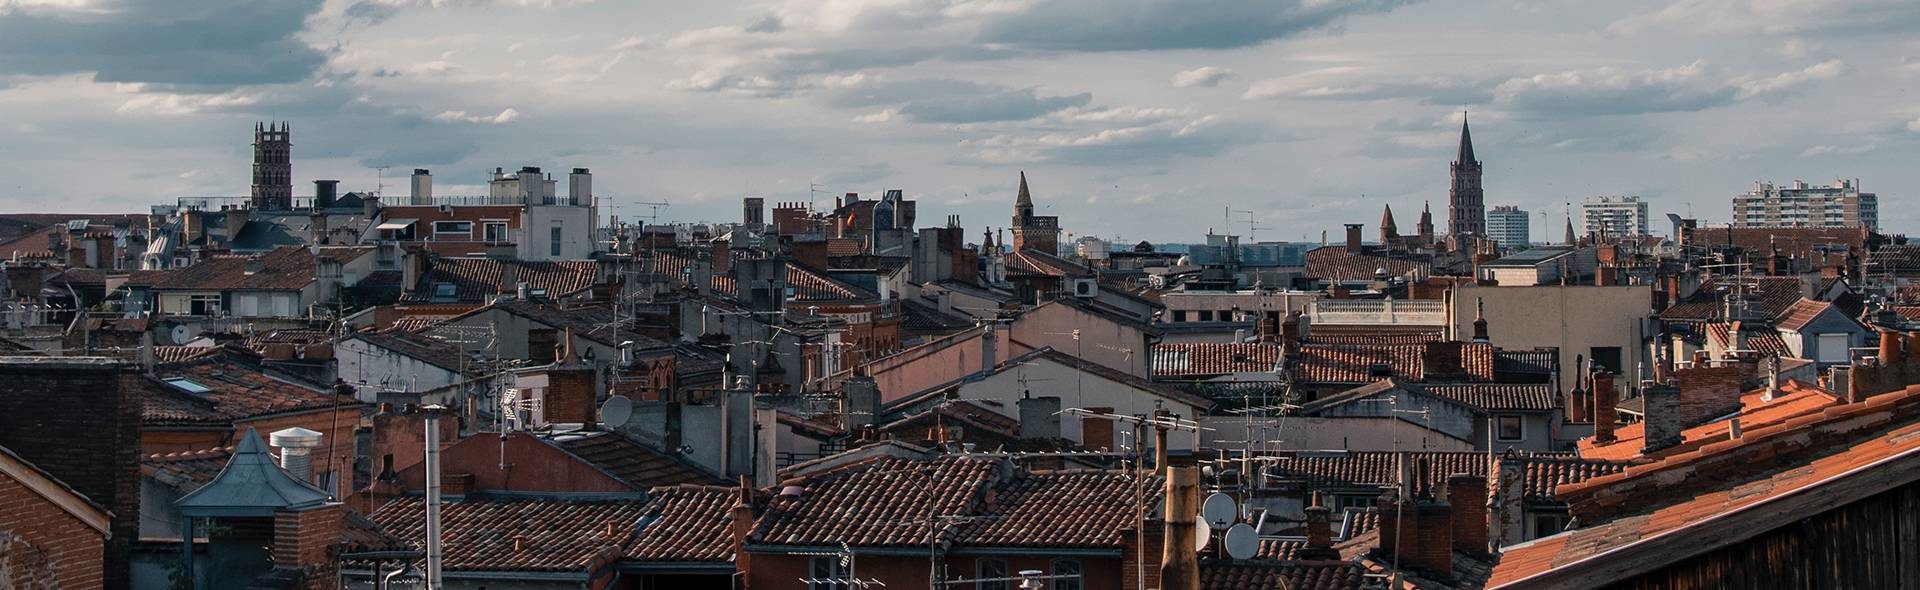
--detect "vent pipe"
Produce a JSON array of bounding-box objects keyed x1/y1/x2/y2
[{"x1": 268, "y1": 427, "x2": 324, "y2": 483}]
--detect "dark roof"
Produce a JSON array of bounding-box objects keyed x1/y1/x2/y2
[
  {"x1": 465, "y1": 300, "x2": 668, "y2": 350},
  {"x1": 369, "y1": 494, "x2": 649, "y2": 572},
  {"x1": 141, "y1": 356, "x2": 353, "y2": 427},
  {"x1": 877, "y1": 400, "x2": 1021, "y2": 440},
  {"x1": 649, "y1": 251, "x2": 876, "y2": 302},
  {"x1": 175, "y1": 429, "x2": 331, "y2": 516},
  {"x1": 142, "y1": 446, "x2": 235, "y2": 494},
  {"x1": 1007, "y1": 248, "x2": 1093, "y2": 278},
  {"x1": 1262, "y1": 451, "x2": 1625, "y2": 504},
  {"x1": 345, "y1": 330, "x2": 469, "y2": 373},
  {"x1": 126, "y1": 246, "x2": 317, "y2": 291},
  {"x1": 1420, "y1": 383, "x2": 1560, "y2": 412},
  {"x1": 898, "y1": 299, "x2": 975, "y2": 336},
  {"x1": 398, "y1": 257, "x2": 599, "y2": 304},
  {"x1": 1201, "y1": 561, "x2": 1365, "y2": 590},
  {"x1": 1660, "y1": 276, "x2": 1806, "y2": 322},
  {"x1": 549, "y1": 431, "x2": 723, "y2": 489}
]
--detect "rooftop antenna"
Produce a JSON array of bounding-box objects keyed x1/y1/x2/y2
[{"x1": 372, "y1": 165, "x2": 392, "y2": 198}]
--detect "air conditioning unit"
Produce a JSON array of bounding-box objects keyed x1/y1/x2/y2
[{"x1": 1069, "y1": 278, "x2": 1099, "y2": 298}]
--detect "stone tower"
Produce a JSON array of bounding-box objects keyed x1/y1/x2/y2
[
  {"x1": 251, "y1": 122, "x2": 292, "y2": 210},
  {"x1": 1009, "y1": 171, "x2": 1059, "y2": 253},
  {"x1": 1448, "y1": 114, "x2": 1484, "y2": 238}
]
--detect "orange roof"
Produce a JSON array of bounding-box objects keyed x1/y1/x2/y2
[
  {"x1": 1491, "y1": 384, "x2": 1920, "y2": 588},
  {"x1": 1579, "y1": 379, "x2": 1837, "y2": 461}
]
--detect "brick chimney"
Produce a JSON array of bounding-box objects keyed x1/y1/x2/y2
[
  {"x1": 1878, "y1": 329, "x2": 1902, "y2": 364},
  {"x1": 542, "y1": 331, "x2": 598, "y2": 427},
  {"x1": 272, "y1": 503, "x2": 345, "y2": 581},
  {"x1": 1344, "y1": 224, "x2": 1364, "y2": 254},
  {"x1": 1489, "y1": 452, "x2": 1525, "y2": 550},
  {"x1": 731, "y1": 476, "x2": 755, "y2": 576},
  {"x1": 1640, "y1": 383, "x2": 1682, "y2": 454},
  {"x1": 1674, "y1": 365, "x2": 1743, "y2": 427},
  {"x1": 712, "y1": 239, "x2": 731, "y2": 274},
  {"x1": 1376, "y1": 494, "x2": 1453, "y2": 577},
  {"x1": 1448, "y1": 473, "x2": 1488, "y2": 556},
  {"x1": 1592, "y1": 371, "x2": 1617, "y2": 443},
  {"x1": 1300, "y1": 494, "x2": 1339, "y2": 560}
]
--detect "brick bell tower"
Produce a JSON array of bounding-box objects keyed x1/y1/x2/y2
[
  {"x1": 251, "y1": 122, "x2": 292, "y2": 210},
  {"x1": 1448, "y1": 113, "x2": 1484, "y2": 238},
  {"x1": 1009, "y1": 171, "x2": 1059, "y2": 253}
]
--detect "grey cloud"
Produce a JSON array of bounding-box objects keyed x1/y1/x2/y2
[
  {"x1": 975, "y1": 0, "x2": 1417, "y2": 51},
  {"x1": 822, "y1": 163, "x2": 896, "y2": 185},
  {"x1": 745, "y1": 14, "x2": 785, "y2": 33},
  {"x1": 1493, "y1": 62, "x2": 1737, "y2": 115},
  {"x1": 833, "y1": 79, "x2": 1091, "y2": 123},
  {"x1": 0, "y1": 0, "x2": 327, "y2": 90}
]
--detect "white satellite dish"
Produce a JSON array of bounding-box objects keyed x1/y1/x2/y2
[
  {"x1": 1201, "y1": 493, "x2": 1238, "y2": 530},
  {"x1": 169, "y1": 325, "x2": 193, "y2": 345},
  {"x1": 1193, "y1": 521, "x2": 1211, "y2": 552},
  {"x1": 1223, "y1": 523, "x2": 1258, "y2": 560},
  {"x1": 600, "y1": 394, "x2": 634, "y2": 428}
]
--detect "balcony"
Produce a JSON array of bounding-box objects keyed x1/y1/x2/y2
[{"x1": 1308, "y1": 298, "x2": 1446, "y2": 326}]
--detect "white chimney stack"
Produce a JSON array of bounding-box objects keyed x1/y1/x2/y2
[
  {"x1": 268, "y1": 426, "x2": 325, "y2": 483},
  {"x1": 569, "y1": 168, "x2": 592, "y2": 207},
  {"x1": 410, "y1": 169, "x2": 433, "y2": 205}
]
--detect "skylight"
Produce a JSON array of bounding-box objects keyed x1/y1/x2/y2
[{"x1": 164, "y1": 377, "x2": 214, "y2": 395}]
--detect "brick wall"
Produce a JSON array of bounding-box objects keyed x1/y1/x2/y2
[
  {"x1": 0, "y1": 469, "x2": 107, "y2": 589},
  {"x1": 272, "y1": 503, "x2": 344, "y2": 589},
  {"x1": 544, "y1": 365, "x2": 598, "y2": 426},
  {"x1": 0, "y1": 360, "x2": 141, "y2": 588},
  {"x1": 1448, "y1": 473, "x2": 1489, "y2": 554},
  {"x1": 1674, "y1": 365, "x2": 1744, "y2": 427}
]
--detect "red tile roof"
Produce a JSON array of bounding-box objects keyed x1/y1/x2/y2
[
  {"x1": 957, "y1": 469, "x2": 1148, "y2": 548},
  {"x1": 1420, "y1": 383, "x2": 1560, "y2": 412},
  {"x1": 1006, "y1": 248, "x2": 1093, "y2": 278},
  {"x1": 127, "y1": 246, "x2": 317, "y2": 291},
  {"x1": 141, "y1": 358, "x2": 354, "y2": 426},
  {"x1": 1579, "y1": 379, "x2": 1838, "y2": 461},
  {"x1": 1291, "y1": 344, "x2": 1423, "y2": 384},
  {"x1": 1201, "y1": 561, "x2": 1365, "y2": 590},
  {"x1": 390, "y1": 315, "x2": 454, "y2": 333},
  {"x1": 1701, "y1": 322, "x2": 1790, "y2": 356},
  {"x1": 627, "y1": 484, "x2": 741, "y2": 563},
  {"x1": 550, "y1": 431, "x2": 724, "y2": 489},
  {"x1": 154, "y1": 345, "x2": 221, "y2": 365},
  {"x1": 1152, "y1": 343, "x2": 1283, "y2": 378},
  {"x1": 141, "y1": 446, "x2": 235, "y2": 494},
  {"x1": 1491, "y1": 384, "x2": 1920, "y2": 589},
  {"x1": 1686, "y1": 225, "x2": 1868, "y2": 258},
  {"x1": 878, "y1": 401, "x2": 1022, "y2": 441},
  {"x1": 399, "y1": 257, "x2": 599, "y2": 304},
  {"x1": 369, "y1": 495, "x2": 646, "y2": 572},
  {"x1": 648, "y1": 251, "x2": 873, "y2": 302},
  {"x1": 1304, "y1": 246, "x2": 1429, "y2": 282},
  {"x1": 1772, "y1": 297, "x2": 1840, "y2": 332},
  {"x1": 1263, "y1": 451, "x2": 1625, "y2": 505},
  {"x1": 1659, "y1": 276, "x2": 1806, "y2": 322}
]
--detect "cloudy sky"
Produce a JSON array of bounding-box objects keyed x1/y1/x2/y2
[{"x1": 1, "y1": 0, "x2": 1916, "y2": 243}]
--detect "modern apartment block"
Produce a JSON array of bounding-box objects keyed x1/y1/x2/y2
[
  {"x1": 1733, "y1": 179, "x2": 1878, "y2": 231},
  {"x1": 1486, "y1": 205, "x2": 1530, "y2": 248},
  {"x1": 1582, "y1": 196, "x2": 1650, "y2": 237}
]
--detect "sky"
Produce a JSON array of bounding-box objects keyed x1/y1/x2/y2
[{"x1": 1, "y1": 0, "x2": 1917, "y2": 244}]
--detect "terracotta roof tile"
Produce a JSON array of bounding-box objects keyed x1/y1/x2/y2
[
  {"x1": 1290, "y1": 344, "x2": 1423, "y2": 384},
  {"x1": 141, "y1": 358, "x2": 354, "y2": 426},
  {"x1": 126, "y1": 246, "x2": 317, "y2": 291},
  {"x1": 1659, "y1": 276, "x2": 1806, "y2": 323},
  {"x1": 1304, "y1": 246, "x2": 1429, "y2": 282},
  {"x1": 1421, "y1": 383, "x2": 1560, "y2": 412},
  {"x1": 369, "y1": 495, "x2": 646, "y2": 572},
  {"x1": 957, "y1": 469, "x2": 1150, "y2": 548},
  {"x1": 627, "y1": 485, "x2": 740, "y2": 563},
  {"x1": 878, "y1": 401, "x2": 1022, "y2": 441},
  {"x1": 399, "y1": 257, "x2": 598, "y2": 304},
  {"x1": 1578, "y1": 379, "x2": 1839, "y2": 461},
  {"x1": 1264, "y1": 451, "x2": 1624, "y2": 504},
  {"x1": 141, "y1": 446, "x2": 235, "y2": 494},
  {"x1": 1772, "y1": 297, "x2": 1838, "y2": 332},
  {"x1": 1702, "y1": 322, "x2": 1791, "y2": 356},
  {"x1": 1200, "y1": 561, "x2": 1365, "y2": 590},
  {"x1": 1152, "y1": 343, "x2": 1283, "y2": 378},
  {"x1": 648, "y1": 251, "x2": 873, "y2": 302},
  {"x1": 154, "y1": 345, "x2": 221, "y2": 365}
]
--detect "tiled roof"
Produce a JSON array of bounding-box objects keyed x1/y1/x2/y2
[
  {"x1": 1702, "y1": 322, "x2": 1791, "y2": 356},
  {"x1": 878, "y1": 401, "x2": 1022, "y2": 441},
  {"x1": 1263, "y1": 451, "x2": 1625, "y2": 504},
  {"x1": 1687, "y1": 225, "x2": 1869, "y2": 258},
  {"x1": 1772, "y1": 297, "x2": 1840, "y2": 332},
  {"x1": 899, "y1": 299, "x2": 976, "y2": 336},
  {"x1": 126, "y1": 246, "x2": 316, "y2": 291},
  {"x1": 1291, "y1": 344, "x2": 1422, "y2": 384},
  {"x1": 142, "y1": 359, "x2": 351, "y2": 426},
  {"x1": 648, "y1": 251, "x2": 875, "y2": 302},
  {"x1": 1304, "y1": 246, "x2": 1430, "y2": 282},
  {"x1": 141, "y1": 446, "x2": 235, "y2": 494},
  {"x1": 825, "y1": 238, "x2": 863, "y2": 257},
  {"x1": 1304, "y1": 328, "x2": 1444, "y2": 346},
  {"x1": 627, "y1": 484, "x2": 740, "y2": 563},
  {"x1": 1579, "y1": 379, "x2": 1838, "y2": 461},
  {"x1": 1201, "y1": 561, "x2": 1365, "y2": 590},
  {"x1": 1338, "y1": 507, "x2": 1378, "y2": 539},
  {"x1": 1659, "y1": 276, "x2": 1806, "y2": 322},
  {"x1": 390, "y1": 315, "x2": 453, "y2": 333},
  {"x1": 1493, "y1": 349, "x2": 1556, "y2": 376},
  {"x1": 1420, "y1": 383, "x2": 1560, "y2": 412},
  {"x1": 1492, "y1": 384, "x2": 1920, "y2": 589},
  {"x1": 955, "y1": 469, "x2": 1147, "y2": 548},
  {"x1": 399, "y1": 257, "x2": 598, "y2": 304},
  {"x1": 1006, "y1": 248, "x2": 1093, "y2": 278},
  {"x1": 1255, "y1": 538, "x2": 1305, "y2": 560},
  {"x1": 369, "y1": 495, "x2": 646, "y2": 572},
  {"x1": 154, "y1": 345, "x2": 221, "y2": 365},
  {"x1": 550, "y1": 431, "x2": 724, "y2": 489},
  {"x1": 1868, "y1": 244, "x2": 1920, "y2": 275},
  {"x1": 1152, "y1": 343, "x2": 1283, "y2": 378},
  {"x1": 474, "y1": 300, "x2": 668, "y2": 350}
]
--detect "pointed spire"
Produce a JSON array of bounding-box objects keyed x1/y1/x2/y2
[
  {"x1": 1016, "y1": 171, "x2": 1033, "y2": 207},
  {"x1": 1564, "y1": 215, "x2": 1577, "y2": 245},
  {"x1": 1457, "y1": 111, "x2": 1476, "y2": 165},
  {"x1": 1381, "y1": 204, "x2": 1398, "y2": 231}
]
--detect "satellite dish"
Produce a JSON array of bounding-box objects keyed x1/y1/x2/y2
[
  {"x1": 169, "y1": 325, "x2": 193, "y2": 345},
  {"x1": 600, "y1": 394, "x2": 633, "y2": 428},
  {"x1": 1223, "y1": 523, "x2": 1258, "y2": 560},
  {"x1": 1193, "y1": 520, "x2": 1211, "y2": 552},
  {"x1": 1202, "y1": 493, "x2": 1238, "y2": 530}
]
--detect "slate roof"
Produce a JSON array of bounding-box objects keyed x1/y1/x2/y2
[
  {"x1": 1304, "y1": 246, "x2": 1430, "y2": 282},
  {"x1": 398, "y1": 257, "x2": 599, "y2": 304},
  {"x1": 627, "y1": 484, "x2": 741, "y2": 563},
  {"x1": 1262, "y1": 451, "x2": 1625, "y2": 505},
  {"x1": 1491, "y1": 382, "x2": 1920, "y2": 589},
  {"x1": 549, "y1": 430, "x2": 724, "y2": 489},
  {"x1": 126, "y1": 246, "x2": 317, "y2": 291},
  {"x1": 175, "y1": 429, "x2": 331, "y2": 516},
  {"x1": 369, "y1": 495, "x2": 647, "y2": 572},
  {"x1": 1152, "y1": 343, "x2": 1283, "y2": 378}
]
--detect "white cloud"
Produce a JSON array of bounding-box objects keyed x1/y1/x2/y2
[
  {"x1": 1801, "y1": 144, "x2": 1876, "y2": 157},
  {"x1": 1734, "y1": 59, "x2": 1847, "y2": 100},
  {"x1": 1908, "y1": 116, "x2": 1920, "y2": 133},
  {"x1": 1171, "y1": 66, "x2": 1234, "y2": 88},
  {"x1": 1610, "y1": 0, "x2": 1920, "y2": 35},
  {"x1": 433, "y1": 107, "x2": 520, "y2": 124}
]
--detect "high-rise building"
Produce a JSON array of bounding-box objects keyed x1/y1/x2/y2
[
  {"x1": 250, "y1": 122, "x2": 292, "y2": 210},
  {"x1": 1010, "y1": 171, "x2": 1060, "y2": 253},
  {"x1": 1733, "y1": 179, "x2": 1878, "y2": 231},
  {"x1": 1582, "y1": 196, "x2": 1650, "y2": 237},
  {"x1": 1448, "y1": 114, "x2": 1485, "y2": 238},
  {"x1": 1486, "y1": 205, "x2": 1530, "y2": 248}
]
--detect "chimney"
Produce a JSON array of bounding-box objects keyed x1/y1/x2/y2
[
  {"x1": 569, "y1": 168, "x2": 592, "y2": 207},
  {"x1": 1764, "y1": 356, "x2": 1781, "y2": 401},
  {"x1": 841, "y1": 375, "x2": 880, "y2": 432},
  {"x1": 225, "y1": 206, "x2": 250, "y2": 245},
  {"x1": 980, "y1": 324, "x2": 998, "y2": 374},
  {"x1": 1160, "y1": 467, "x2": 1201, "y2": 590},
  {"x1": 1832, "y1": 365, "x2": 1854, "y2": 403},
  {"x1": 1017, "y1": 396, "x2": 1062, "y2": 440},
  {"x1": 244, "y1": 256, "x2": 265, "y2": 275},
  {"x1": 1489, "y1": 452, "x2": 1525, "y2": 550},
  {"x1": 1640, "y1": 383, "x2": 1682, "y2": 454},
  {"x1": 1299, "y1": 494, "x2": 1339, "y2": 560},
  {"x1": 1878, "y1": 329, "x2": 1902, "y2": 365},
  {"x1": 363, "y1": 194, "x2": 380, "y2": 220},
  {"x1": 1281, "y1": 311, "x2": 1302, "y2": 347},
  {"x1": 313, "y1": 180, "x2": 339, "y2": 209},
  {"x1": 309, "y1": 211, "x2": 329, "y2": 245},
  {"x1": 1344, "y1": 223, "x2": 1364, "y2": 254},
  {"x1": 1728, "y1": 321, "x2": 1746, "y2": 358},
  {"x1": 730, "y1": 476, "x2": 756, "y2": 576},
  {"x1": 712, "y1": 239, "x2": 731, "y2": 274},
  {"x1": 410, "y1": 169, "x2": 433, "y2": 205},
  {"x1": 269, "y1": 427, "x2": 325, "y2": 483},
  {"x1": 1448, "y1": 473, "x2": 1489, "y2": 555},
  {"x1": 271, "y1": 503, "x2": 346, "y2": 582},
  {"x1": 542, "y1": 337, "x2": 598, "y2": 427},
  {"x1": 1592, "y1": 371, "x2": 1617, "y2": 443},
  {"x1": 1470, "y1": 297, "x2": 1490, "y2": 343}
]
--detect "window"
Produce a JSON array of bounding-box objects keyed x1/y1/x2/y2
[
  {"x1": 976, "y1": 558, "x2": 1009, "y2": 590},
  {"x1": 808, "y1": 556, "x2": 847, "y2": 590},
  {"x1": 1530, "y1": 513, "x2": 1569, "y2": 538},
  {"x1": 1589, "y1": 346, "x2": 1622, "y2": 374},
  {"x1": 188, "y1": 294, "x2": 221, "y2": 316},
  {"x1": 550, "y1": 224, "x2": 563, "y2": 257},
  {"x1": 1333, "y1": 495, "x2": 1374, "y2": 510},
  {"x1": 1198, "y1": 310, "x2": 1214, "y2": 321},
  {"x1": 1051, "y1": 559, "x2": 1082, "y2": 590},
  {"x1": 1496, "y1": 415, "x2": 1525, "y2": 441},
  {"x1": 432, "y1": 221, "x2": 472, "y2": 237},
  {"x1": 1817, "y1": 333, "x2": 1850, "y2": 363},
  {"x1": 483, "y1": 221, "x2": 508, "y2": 243},
  {"x1": 1172, "y1": 310, "x2": 1187, "y2": 322}
]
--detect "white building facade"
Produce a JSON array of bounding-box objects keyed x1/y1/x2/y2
[
  {"x1": 1582, "y1": 196, "x2": 1650, "y2": 237},
  {"x1": 1733, "y1": 179, "x2": 1878, "y2": 231},
  {"x1": 1487, "y1": 205, "x2": 1530, "y2": 249}
]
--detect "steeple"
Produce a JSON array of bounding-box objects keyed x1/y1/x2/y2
[
  {"x1": 1016, "y1": 171, "x2": 1033, "y2": 209},
  {"x1": 1417, "y1": 201, "x2": 1435, "y2": 241},
  {"x1": 1380, "y1": 203, "x2": 1399, "y2": 244},
  {"x1": 1456, "y1": 112, "x2": 1477, "y2": 165},
  {"x1": 1564, "y1": 215, "x2": 1577, "y2": 245}
]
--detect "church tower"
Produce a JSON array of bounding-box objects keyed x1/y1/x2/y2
[
  {"x1": 1447, "y1": 114, "x2": 1484, "y2": 238},
  {"x1": 251, "y1": 122, "x2": 292, "y2": 210},
  {"x1": 1009, "y1": 171, "x2": 1059, "y2": 253}
]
